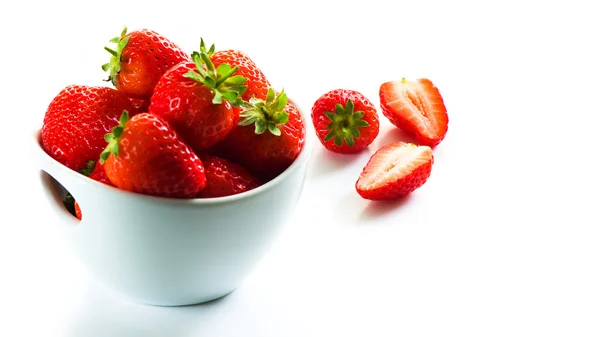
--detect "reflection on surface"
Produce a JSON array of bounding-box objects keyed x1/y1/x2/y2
[{"x1": 65, "y1": 277, "x2": 309, "y2": 337}]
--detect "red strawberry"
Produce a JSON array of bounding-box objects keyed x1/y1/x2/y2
[
  {"x1": 102, "y1": 27, "x2": 191, "y2": 99},
  {"x1": 311, "y1": 89, "x2": 379, "y2": 153},
  {"x1": 355, "y1": 142, "x2": 433, "y2": 200},
  {"x1": 199, "y1": 40, "x2": 271, "y2": 124},
  {"x1": 379, "y1": 78, "x2": 448, "y2": 147},
  {"x1": 41, "y1": 85, "x2": 135, "y2": 171},
  {"x1": 198, "y1": 155, "x2": 261, "y2": 198},
  {"x1": 100, "y1": 112, "x2": 206, "y2": 198},
  {"x1": 148, "y1": 50, "x2": 247, "y2": 152},
  {"x1": 214, "y1": 89, "x2": 306, "y2": 181},
  {"x1": 209, "y1": 46, "x2": 270, "y2": 102}
]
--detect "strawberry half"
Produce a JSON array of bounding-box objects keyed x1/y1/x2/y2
[
  {"x1": 379, "y1": 78, "x2": 448, "y2": 147},
  {"x1": 100, "y1": 111, "x2": 206, "y2": 199},
  {"x1": 355, "y1": 142, "x2": 433, "y2": 200}
]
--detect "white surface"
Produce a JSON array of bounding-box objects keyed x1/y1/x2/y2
[{"x1": 2, "y1": 0, "x2": 600, "y2": 336}]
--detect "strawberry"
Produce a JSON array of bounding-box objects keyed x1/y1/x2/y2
[
  {"x1": 214, "y1": 88, "x2": 305, "y2": 181},
  {"x1": 102, "y1": 27, "x2": 191, "y2": 99},
  {"x1": 355, "y1": 142, "x2": 433, "y2": 200},
  {"x1": 100, "y1": 111, "x2": 206, "y2": 198},
  {"x1": 379, "y1": 78, "x2": 448, "y2": 147},
  {"x1": 148, "y1": 50, "x2": 247, "y2": 152},
  {"x1": 197, "y1": 40, "x2": 270, "y2": 125},
  {"x1": 198, "y1": 155, "x2": 261, "y2": 198},
  {"x1": 41, "y1": 85, "x2": 135, "y2": 171},
  {"x1": 208, "y1": 43, "x2": 270, "y2": 102},
  {"x1": 311, "y1": 89, "x2": 379, "y2": 153}
]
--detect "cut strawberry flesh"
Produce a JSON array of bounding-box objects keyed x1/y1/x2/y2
[
  {"x1": 357, "y1": 143, "x2": 432, "y2": 190},
  {"x1": 380, "y1": 78, "x2": 448, "y2": 147},
  {"x1": 356, "y1": 142, "x2": 434, "y2": 200}
]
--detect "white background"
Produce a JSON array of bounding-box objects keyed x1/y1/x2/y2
[{"x1": 1, "y1": 0, "x2": 600, "y2": 336}]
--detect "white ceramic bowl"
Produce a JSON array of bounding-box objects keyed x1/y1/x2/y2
[{"x1": 33, "y1": 125, "x2": 312, "y2": 306}]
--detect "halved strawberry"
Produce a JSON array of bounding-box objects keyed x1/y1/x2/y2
[
  {"x1": 355, "y1": 142, "x2": 433, "y2": 200},
  {"x1": 379, "y1": 78, "x2": 448, "y2": 147}
]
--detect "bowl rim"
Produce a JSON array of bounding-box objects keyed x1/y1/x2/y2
[{"x1": 34, "y1": 119, "x2": 314, "y2": 206}]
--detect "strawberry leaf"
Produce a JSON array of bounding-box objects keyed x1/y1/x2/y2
[
  {"x1": 100, "y1": 110, "x2": 130, "y2": 164},
  {"x1": 102, "y1": 26, "x2": 130, "y2": 87},
  {"x1": 238, "y1": 88, "x2": 289, "y2": 136},
  {"x1": 183, "y1": 49, "x2": 248, "y2": 106},
  {"x1": 79, "y1": 160, "x2": 96, "y2": 177}
]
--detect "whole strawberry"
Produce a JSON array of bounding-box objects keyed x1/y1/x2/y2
[
  {"x1": 214, "y1": 88, "x2": 306, "y2": 181},
  {"x1": 356, "y1": 142, "x2": 434, "y2": 200},
  {"x1": 102, "y1": 27, "x2": 191, "y2": 99},
  {"x1": 42, "y1": 85, "x2": 135, "y2": 171},
  {"x1": 100, "y1": 112, "x2": 206, "y2": 198},
  {"x1": 198, "y1": 155, "x2": 261, "y2": 198},
  {"x1": 311, "y1": 89, "x2": 379, "y2": 153},
  {"x1": 149, "y1": 50, "x2": 247, "y2": 152}
]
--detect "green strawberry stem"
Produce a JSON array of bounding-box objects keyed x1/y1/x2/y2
[
  {"x1": 183, "y1": 47, "x2": 247, "y2": 105},
  {"x1": 102, "y1": 26, "x2": 130, "y2": 87},
  {"x1": 323, "y1": 99, "x2": 370, "y2": 147},
  {"x1": 238, "y1": 88, "x2": 289, "y2": 136},
  {"x1": 100, "y1": 111, "x2": 130, "y2": 164}
]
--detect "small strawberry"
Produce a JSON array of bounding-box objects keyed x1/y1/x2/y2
[
  {"x1": 198, "y1": 155, "x2": 261, "y2": 198},
  {"x1": 311, "y1": 89, "x2": 379, "y2": 153},
  {"x1": 100, "y1": 111, "x2": 206, "y2": 198},
  {"x1": 42, "y1": 85, "x2": 135, "y2": 171},
  {"x1": 379, "y1": 78, "x2": 448, "y2": 147},
  {"x1": 214, "y1": 88, "x2": 306, "y2": 181},
  {"x1": 148, "y1": 50, "x2": 247, "y2": 152},
  {"x1": 102, "y1": 27, "x2": 191, "y2": 99},
  {"x1": 355, "y1": 142, "x2": 433, "y2": 200}
]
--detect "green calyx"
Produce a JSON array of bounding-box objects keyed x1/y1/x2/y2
[
  {"x1": 100, "y1": 111, "x2": 130, "y2": 164},
  {"x1": 182, "y1": 40, "x2": 247, "y2": 105},
  {"x1": 238, "y1": 88, "x2": 289, "y2": 136},
  {"x1": 102, "y1": 26, "x2": 130, "y2": 87},
  {"x1": 324, "y1": 99, "x2": 370, "y2": 147}
]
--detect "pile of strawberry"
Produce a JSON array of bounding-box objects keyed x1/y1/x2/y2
[
  {"x1": 41, "y1": 27, "x2": 306, "y2": 219},
  {"x1": 311, "y1": 78, "x2": 448, "y2": 200}
]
